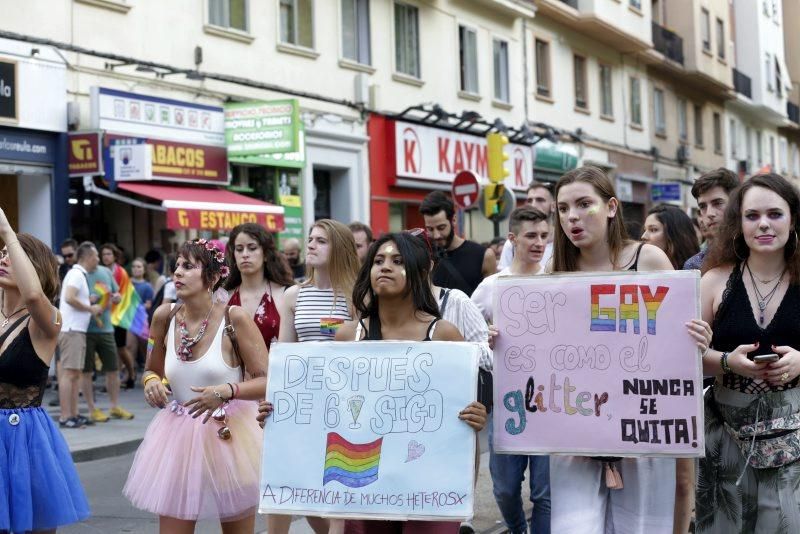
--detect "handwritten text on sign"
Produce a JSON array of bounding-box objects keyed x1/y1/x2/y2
[
  {"x1": 492, "y1": 271, "x2": 703, "y2": 457},
  {"x1": 260, "y1": 341, "x2": 479, "y2": 520}
]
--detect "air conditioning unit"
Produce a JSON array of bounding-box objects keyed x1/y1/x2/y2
[{"x1": 677, "y1": 144, "x2": 690, "y2": 163}]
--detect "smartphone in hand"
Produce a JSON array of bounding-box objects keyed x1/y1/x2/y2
[{"x1": 753, "y1": 353, "x2": 780, "y2": 363}]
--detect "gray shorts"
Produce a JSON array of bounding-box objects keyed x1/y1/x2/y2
[{"x1": 58, "y1": 331, "x2": 86, "y2": 370}]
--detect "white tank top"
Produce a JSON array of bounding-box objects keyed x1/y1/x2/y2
[{"x1": 164, "y1": 307, "x2": 242, "y2": 404}]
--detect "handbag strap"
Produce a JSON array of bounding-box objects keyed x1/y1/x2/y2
[
  {"x1": 439, "y1": 288, "x2": 452, "y2": 315},
  {"x1": 224, "y1": 305, "x2": 246, "y2": 380}
]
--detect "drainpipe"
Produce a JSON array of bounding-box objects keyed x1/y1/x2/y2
[{"x1": 523, "y1": 18, "x2": 530, "y2": 122}]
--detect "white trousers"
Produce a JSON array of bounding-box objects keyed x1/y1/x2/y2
[{"x1": 550, "y1": 456, "x2": 676, "y2": 534}]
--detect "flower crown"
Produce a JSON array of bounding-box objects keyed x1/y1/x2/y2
[{"x1": 193, "y1": 238, "x2": 230, "y2": 278}]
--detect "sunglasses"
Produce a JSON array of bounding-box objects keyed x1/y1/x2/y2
[
  {"x1": 63, "y1": 252, "x2": 75, "y2": 258},
  {"x1": 404, "y1": 228, "x2": 433, "y2": 259},
  {"x1": 212, "y1": 406, "x2": 232, "y2": 441}
]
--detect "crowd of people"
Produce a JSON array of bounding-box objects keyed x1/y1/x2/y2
[{"x1": 0, "y1": 165, "x2": 797, "y2": 534}]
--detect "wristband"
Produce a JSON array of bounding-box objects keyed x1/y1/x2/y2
[
  {"x1": 227, "y1": 382, "x2": 236, "y2": 399},
  {"x1": 233, "y1": 382, "x2": 240, "y2": 398},
  {"x1": 720, "y1": 352, "x2": 732, "y2": 374}
]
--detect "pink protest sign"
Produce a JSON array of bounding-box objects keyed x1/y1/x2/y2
[{"x1": 492, "y1": 271, "x2": 704, "y2": 457}]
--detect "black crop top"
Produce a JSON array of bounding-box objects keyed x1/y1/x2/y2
[
  {"x1": 0, "y1": 315, "x2": 49, "y2": 408},
  {"x1": 711, "y1": 265, "x2": 800, "y2": 393}
]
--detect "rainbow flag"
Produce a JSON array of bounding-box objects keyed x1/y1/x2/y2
[
  {"x1": 110, "y1": 265, "x2": 150, "y2": 340},
  {"x1": 323, "y1": 432, "x2": 382, "y2": 488}
]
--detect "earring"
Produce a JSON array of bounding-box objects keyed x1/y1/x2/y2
[{"x1": 732, "y1": 233, "x2": 748, "y2": 262}]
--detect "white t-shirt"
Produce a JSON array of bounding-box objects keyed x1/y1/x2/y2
[
  {"x1": 58, "y1": 265, "x2": 91, "y2": 333},
  {"x1": 498, "y1": 240, "x2": 553, "y2": 272},
  {"x1": 471, "y1": 265, "x2": 545, "y2": 323}
]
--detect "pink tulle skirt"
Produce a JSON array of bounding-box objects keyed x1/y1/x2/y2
[{"x1": 123, "y1": 399, "x2": 262, "y2": 521}]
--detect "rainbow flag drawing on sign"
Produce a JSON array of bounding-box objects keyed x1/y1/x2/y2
[
  {"x1": 323, "y1": 432, "x2": 383, "y2": 488},
  {"x1": 110, "y1": 265, "x2": 150, "y2": 340}
]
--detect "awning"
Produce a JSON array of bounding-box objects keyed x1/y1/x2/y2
[
  {"x1": 116, "y1": 183, "x2": 285, "y2": 232},
  {"x1": 534, "y1": 139, "x2": 579, "y2": 175}
]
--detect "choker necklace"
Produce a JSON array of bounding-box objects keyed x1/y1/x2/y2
[
  {"x1": 745, "y1": 261, "x2": 786, "y2": 325},
  {"x1": 1, "y1": 306, "x2": 27, "y2": 329},
  {"x1": 177, "y1": 305, "x2": 214, "y2": 361}
]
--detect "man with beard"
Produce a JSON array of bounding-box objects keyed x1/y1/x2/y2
[
  {"x1": 420, "y1": 191, "x2": 496, "y2": 296},
  {"x1": 281, "y1": 237, "x2": 306, "y2": 281}
]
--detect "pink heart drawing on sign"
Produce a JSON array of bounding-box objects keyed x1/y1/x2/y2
[{"x1": 405, "y1": 440, "x2": 425, "y2": 463}]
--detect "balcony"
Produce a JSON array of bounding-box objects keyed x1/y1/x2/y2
[
  {"x1": 559, "y1": 0, "x2": 578, "y2": 7},
  {"x1": 651, "y1": 22, "x2": 683, "y2": 65},
  {"x1": 733, "y1": 68, "x2": 752, "y2": 99},
  {"x1": 789, "y1": 102, "x2": 800, "y2": 124}
]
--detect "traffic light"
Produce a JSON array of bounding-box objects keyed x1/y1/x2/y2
[
  {"x1": 483, "y1": 183, "x2": 506, "y2": 219},
  {"x1": 486, "y1": 132, "x2": 509, "y2": 183}
]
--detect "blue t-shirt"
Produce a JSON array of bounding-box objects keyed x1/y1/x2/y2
[
  {"x1": 86, "y1": 266, "x2": 118, "y2": 334},
  {"x1": 133, "y1": 280, "x2": 155, "y2": 305}
]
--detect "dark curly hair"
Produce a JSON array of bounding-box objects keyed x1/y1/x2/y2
[
  {"x1": 176, "y1": 240, "x2": 228, "y2": 291},
  {"x1": 224, "y1": 223, "x2": 294, "y2": 291}
]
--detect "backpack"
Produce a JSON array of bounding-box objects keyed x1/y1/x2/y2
[{"x1": 148, "y1": 277, "x2": 171, "y2": 324}]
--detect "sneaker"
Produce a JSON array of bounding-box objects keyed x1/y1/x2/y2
[
  {"x1": 59, "y1": 417, "x2": 85, "y2": 429},
  {"x1": 110, "y1": 406, "x2": 134, "y2": 420},
  {"x1": 90, "y1": 408, "x2": 110, "y2": 423},
  {"x1": 76, "y1": 414, "x2": 95, "y2": 426}
]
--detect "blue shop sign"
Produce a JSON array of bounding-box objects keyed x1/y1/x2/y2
[
  {"x1": 0, "y1": 128, "x2": 56, "y2": 165},
  {"x1": 651, "y1": 182, "x2": 681, "y2": 202}
]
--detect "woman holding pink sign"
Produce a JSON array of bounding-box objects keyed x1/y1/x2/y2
[
  {"x1": 548, "y1": 166, "x2": 712, "y2": 534},
  {"x1": 697, "y1": 173, "x2": 800, "y2": 533}
]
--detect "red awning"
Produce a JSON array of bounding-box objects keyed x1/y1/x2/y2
[{"x1": 117, "y1": 183, "x2": 285, "y2": 232}]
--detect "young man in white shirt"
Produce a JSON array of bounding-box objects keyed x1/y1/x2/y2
[
  {"x1": 471, "y1": 206, "x2": 551, "y2": 534},
  {"x1": 57, "y1": 242, "x2": 103, "y2": 428},
  {"x1": 498, "y1": 182, "x2": 555, "y2": 271}
]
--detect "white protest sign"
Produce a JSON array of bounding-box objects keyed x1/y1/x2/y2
[
  {"x1": 492, "y1": 271, "x2": 704, "y2": 457},
  {"x1": 260, "y1": 341, "x2": 479, "y2": 520}
]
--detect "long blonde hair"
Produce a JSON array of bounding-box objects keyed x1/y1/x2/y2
[
  {"x1": 553, "y1": 166, "x2": 633, "y2": 272},
  {"x1": 304, "y1": 219, "x2": 360, "y2": 306}
]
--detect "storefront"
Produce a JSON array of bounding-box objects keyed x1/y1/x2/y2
[
  {"x1": 0, "y1": 42, "x2": 68, "y2": 248},
  {"x1": 367, "y1": 114, "x2": 534, "y2": 243},
  {"x1": 69, "y1": 87, "x2": 283, "y2": 257},
  {"x1": 653, "y1": 162, "x2": 692, "y2": 210},
  {"x1": 607, "y1": 149, "x2": 655, "y2": 230}
]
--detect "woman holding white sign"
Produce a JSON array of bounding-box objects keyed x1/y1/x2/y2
[
  {"x1": 697, "y1": 173, "x2": 800, "y2": 533},
  {"x1": 549, "y1": 166, "x2": 711, "y2": 534},
  {"x1": 337, "y1": 231, "x2": 487, "y2": 533}
]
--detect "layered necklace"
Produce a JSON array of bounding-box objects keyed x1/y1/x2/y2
[
  {"x1": 745, "y1": 261, "x2": 786, "y2": 326},
  {"x1": 177, "y1": 305, "x2": 214, "y2": 361}
]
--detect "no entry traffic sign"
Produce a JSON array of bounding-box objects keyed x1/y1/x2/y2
[{"x1": 452, "y1": 170, "x2": 480, "y2": 210}]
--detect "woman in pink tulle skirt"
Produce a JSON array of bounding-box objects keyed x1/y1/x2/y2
[{"x1": 124, "y1": 239, "x2": 268, "y2": 533}]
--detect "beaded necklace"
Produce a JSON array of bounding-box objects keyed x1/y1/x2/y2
[{"x1": 177, "y1": 305, "x2": 214, "y2": 360}]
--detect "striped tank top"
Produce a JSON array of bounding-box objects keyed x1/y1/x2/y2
[{"x1": 294, "y1": 285, "x2": 352, "y2": 341}]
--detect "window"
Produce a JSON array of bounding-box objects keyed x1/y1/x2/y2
[
  {"x1": 780, "y1": 138, "x2": 788, "y2": 172},
  {"x1": 701, "y1": 8, "x2": 711, "y2": 52},
  {"x1": 763, "y1": 0, "x2": 770, "y2": 16},
  {"x1": 535, "y1": 39, "x2": 551, "y2": 98},
  {"x1": 209, "y1": 0, "x2": 248, "y2": 31},
  {"x1": 694, "y1": 104, "x2": 704, "y2": 146},
  {"x1": 730, "y1": 118, "x2": 737, "y2": 157},
  {"x1": 394, "y1": 2, "x2": 420, "y2": 78},
  {"x1": 458, "y1": 26, "x2": 479, "y2": 94},
  {"x1": 629, "y1": 0, "x2": 641, "y2": 9},
  {"x1": 280, "y1": 0, "x2": 314, "y2": 48},
  {"x1": 776, "y1": 58, "x2": 782, "y2": 98},
  {"x1": 654, "y1": 88, "x2": 665, "y2": 135},
  {"x1": 766, "y1": 53, "x2": 773, "y2": 91},
  {"x1": 745, "y1": 125, "x2": 753, "y2": 164},
  {"x1": 599, "y1": 64, "x2": 613, "y2": 117},
  {"x1": 793, "y1": 145, "x2": 800, "y2": 177},
  {"x1": 493, "y1": 39, "x2": 510, "y2": 103},
  {"x1": 342, "y1": 0, "x2": 371, "y2": 65},
  {"x1": 574, "y1": 54, "x2": 588, "y2": 110},
  {"x1": 770, "y1": 136, "x2": 776, "y2": 168},
  {"x1": 716, "y1": 18, "x2": 725, "y2": 59},
  {"x1": 678, "y1": 98, "x2": 688, "y2": 141},
  {"x1": 629, "y1": 77, "x2": 641, "y2": 126},
  {"x1": 713, "y1": 112, "x2": 722, "y2": 153},
  {"x1": 757, "y1": 130, "x2": 763, "y2": 164}
]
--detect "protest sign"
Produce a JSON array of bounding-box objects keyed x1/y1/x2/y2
[
  {"x1": 492, "y1": 271, "x2": 703, "y2": 457},
  {"x1": 260, "y1": 341, "x2": 479, "y2": 520}
]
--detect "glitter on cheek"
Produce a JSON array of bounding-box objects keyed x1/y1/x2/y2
[
  {"x1": 401, "y1": 269, "x2": 406, "y2": 277},
  {"x1": 587, "y1": 206, "x2": 600, "y2": 216}
]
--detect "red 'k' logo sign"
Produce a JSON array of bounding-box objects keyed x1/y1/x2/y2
[{"x1": 402, "y1": 127, "x2": 421, "y2": 175}]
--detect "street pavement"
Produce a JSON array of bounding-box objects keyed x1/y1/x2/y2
[{"x1": 44, "y1": 385, "x2": 532, "y2": 533}]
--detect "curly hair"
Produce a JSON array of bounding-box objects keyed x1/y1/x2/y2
[{"x1": 224, "y1": 223, "x2": 294, "y2": 290}]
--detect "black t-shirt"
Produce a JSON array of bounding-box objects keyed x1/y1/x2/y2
[{"x1": 432, "y1": 240, "x2": 486, "y2": 297}]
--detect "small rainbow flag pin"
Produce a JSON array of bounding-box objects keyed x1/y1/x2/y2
[{"x1": 323, "y1": 432, "x2": 383, "y2": 488}]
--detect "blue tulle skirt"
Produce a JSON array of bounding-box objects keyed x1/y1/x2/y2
[{"x1": 0, "y1": 406, "x2": 90, "y2": 531}]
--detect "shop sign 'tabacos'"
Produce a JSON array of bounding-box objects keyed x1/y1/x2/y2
[{"x1": 393, "y1": 120, "x2": 533, "y2": 192}]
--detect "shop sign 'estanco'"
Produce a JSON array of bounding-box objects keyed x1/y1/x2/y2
[
  {"x1": 68, "y1": 131, "x2": 103, "y2": 176},
  {"x1": 224, "y1": 100, "x2": 300, "y2": 157}
]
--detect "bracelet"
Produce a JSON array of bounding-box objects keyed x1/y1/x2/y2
[
  {"x1": 233, "y1": 382, "x2": 240, "y2": 398},
  {"x1": 227, "y1": 382, "x2": 236, "y2": 399},
  {"x1": 720, "y1": 352, "x2": 732, "y2": 374},
  {"x1": 142, "y1": 374, "x2": 161, "y2": 387}
]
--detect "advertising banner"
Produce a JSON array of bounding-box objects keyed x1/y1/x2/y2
[
  {"x1": 260, "y1": 341, "x2": 479, "y2": 520},
  {"x1": 225, "y1": 100, "x2": 300, "y2": 156},
  {"x1": 492, "y1": 271, "x2": 703, "y2": 457},
  {"x1": 68, "y1": 131, "x2": 104, "y2": 176},
  {"x1": 0, "y1": 59, "x2": 17, "y2": 122},
  {"x1": 166, "y1": 207, "x2": 284, "y2": 232},
  {"x1": 393, "y1": 121, "x2": 533, "y2": 192}
]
